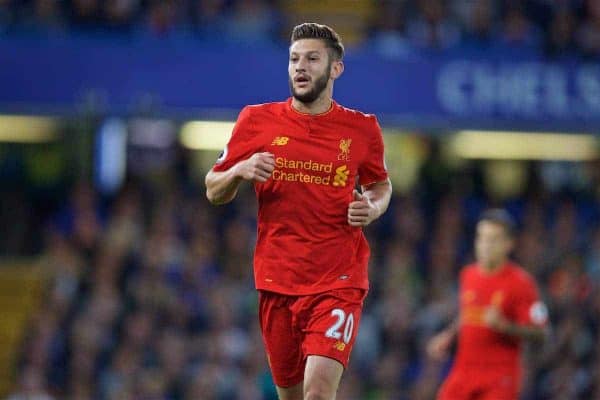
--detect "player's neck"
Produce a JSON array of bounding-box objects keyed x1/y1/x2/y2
[
  {"x1": 291, "y1": 96, "x2": 333, "y2": 115},
  {"x1": 478, "y1": 259, "x2": 507, "y2": 275}
]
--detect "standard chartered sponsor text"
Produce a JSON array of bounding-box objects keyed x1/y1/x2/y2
[
  {"x1": 273, "y1": 157, "x2": 334, "y2": 185},
  {"x1": 275, "y1": 157, "x2": 333, "y2": 172}
]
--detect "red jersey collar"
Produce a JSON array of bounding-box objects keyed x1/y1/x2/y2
[
  {"x1": 476, "y1": 260, "x2": 512, "y2": 276},
  {"x1": 287, "y1": 97, "x2": 337, "y2": 117}
]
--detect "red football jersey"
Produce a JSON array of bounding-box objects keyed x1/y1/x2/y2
[
  {"x1": 454, "y1": 262, "x2": 548, "y2": 372},
  {"x1": 212, "y1": 98, "x2": 388, "y2": 295}
]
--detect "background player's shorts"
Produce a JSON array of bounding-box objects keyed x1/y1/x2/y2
[
  {"x1": 258, "y1": 288, "x2": 367, "y2": 388},
  {"x1": 437, "y1": 366, "x2": 520, "y2": 400}
]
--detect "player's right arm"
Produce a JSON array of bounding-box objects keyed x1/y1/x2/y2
[
  {"x1": 428, "y1": 267, "x2": 465, "y2": 360},
  {"x1": 486, "y1": 272, "x2": 549, "y2": 343},
  {"x1": 205, "y1": 152, "x2": 275, "y2": 205},
  {"x1": 205, "y1": 106, "x2": 274, "y2": 205},
  {"x1": 427, "y1": 318, "x2": 459, "y2": 360}
]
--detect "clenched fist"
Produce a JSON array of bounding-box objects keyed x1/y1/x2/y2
[
  {"x1": 348, "y1": 190, "x2": 379, "y2": 227},
  {"x1": 236, "y1": 152, "x2": 275, "y2": 183}
]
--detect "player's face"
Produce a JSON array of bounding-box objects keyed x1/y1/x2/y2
[
  {"x1": 475, "y1": 221, "x2": 513, "y2": 268},
  {"x1": 288, "y1": 39, "x2": 335, "y2": 104}
]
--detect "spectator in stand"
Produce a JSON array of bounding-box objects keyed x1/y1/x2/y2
[
  {"x1": 144, "y1": 0, "x2": 181, "y2": 36},
  {"x1": 0, "y1": 0, "x2": 16, "y2": 32},
  {"x1": 498, "y1": 1, "x2": 543, "y2": 49},
  {"x1": 191, "y1": 0, "x2": 228, "y2": 40},
  {"x1": 18, "y1": 0, "x2": 65, "y2": 34},
  {"x1": 6, "y1": 366, "x2": 55, "y2": 400},
  {"x1": 577, "y1": 0, "x2": 600, "y2": 57},
  {"x1": 368, "y1": 1, "x2": 414, "y2": 59},
  {"x1": 224, "y1": 0, "x2": 279, "y2": 44},
  {"x1": 460, "y1": 0, "x2": 497, "y2": 47},
  {"x1": 407, "y1": 0, "x2": 461, "y2": 49},
  {"x1": 67, "y1": 0, "x2": 103, "y2": 29},
  {"x1": 546, "y1": 6, "x2": 577, "y2": 57},
  {"x1": 104, "y1": 0, "x2": 139, "y2": 33}
]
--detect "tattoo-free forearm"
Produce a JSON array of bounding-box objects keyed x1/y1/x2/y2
[
  {"x1": 205, "y1": 166, "x2": 243, "y2": 205},
  {"x1": 361, "y1": 179, "x2": 392, "y2": 219},
  {"x1": 205, "y1": 152, "x2": 275, "y2": 205},
  {"x1": 502, "y1": 322, "x2": 547, "y2": 342}
]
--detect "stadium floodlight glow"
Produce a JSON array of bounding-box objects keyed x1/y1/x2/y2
[
  {"x1": 0, "y1": 116, "x2": 60, "y2": 142},
  {"x1": 179, "y1": 121, "x2": 234, "y2": 150},
  {"x1": 452, "y1": 130, "x2": 598, "y2": 161}
]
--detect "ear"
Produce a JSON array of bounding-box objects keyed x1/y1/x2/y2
[
  {"x1": 506, "y1": 237, "x2": 515, "y2": 253},
  {"x1": 330, "y1": 60, "x2": 344, "y2": 80}
]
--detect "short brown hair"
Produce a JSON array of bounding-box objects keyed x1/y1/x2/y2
[
  {"x1": 290, "y1": 23, "x2": 345, "y2": 61},
  {"x1": 479, "y1": 209, "x2": 517, "y2": 237}
]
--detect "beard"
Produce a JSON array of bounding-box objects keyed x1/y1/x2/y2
[{"x1": 289, "y1": 66, "x2": 331, "y2": 104}]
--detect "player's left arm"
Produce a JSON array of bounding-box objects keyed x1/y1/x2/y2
[
  {"x1": 486, "y1": 309, "x2": 548, "y2": 342},
  {"x1": 485, "y1": 276, "x2": 549, "y2": 342},
  {"x1": 349, "y1": 116, "x2": 392, "y2": 227},
  {"x1": 504, "y1": 320, "x2": 548, "y2": 342},
  {"x1": 348, "y1": 180, "x2": 392, "y2": 227}
]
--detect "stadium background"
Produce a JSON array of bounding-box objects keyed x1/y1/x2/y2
[{"x1": 0, "y1": 0, "x2": 599, "y2": 399}]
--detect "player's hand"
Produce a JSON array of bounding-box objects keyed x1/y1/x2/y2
[
  {"x1": 235, "y1": 152, "x2": 275, "y2": 183},
  {"x1": 348, "y1": 190, "x2": 378, "y2": 227},
  {"x1": 426, "y1": 330, "x2": 454, "y2": 360},
  {"x1": 484, "y1": 305, "x2": 509, "y2": 333}
]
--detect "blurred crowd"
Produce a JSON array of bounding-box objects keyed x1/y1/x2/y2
[
  {"x1": 1, "y1": 0, "x2": 600, "y2": 58},
  {"x1": 8, "y1": 149, "x2": 600, "y2": 399}
]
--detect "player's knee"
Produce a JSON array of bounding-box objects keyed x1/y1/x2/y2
[
  {"x1": 304, "y1": 390, "x2": 332, "y2": 400},
  {"x1": 303, "y1": 361, "x2": 341, "y2": 400},
  {"x1": 304, "y1": 382, "x2": 336, "y2": 400}
]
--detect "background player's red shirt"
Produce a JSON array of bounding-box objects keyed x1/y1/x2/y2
[
  {"x1": 212, "y1": 98, "x2": 388, "y2": 295},
  {"x1": 454, "y1": 262, "x2": 548, "y2": 372}
]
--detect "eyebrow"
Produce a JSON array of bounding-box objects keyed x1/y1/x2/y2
[{"x1": 290, "y1": 50, "x2": 322, "y2": 56}]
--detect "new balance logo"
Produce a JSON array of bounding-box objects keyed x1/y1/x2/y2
[
  {"x1": 333, "y1": 341, "x2": 346, "y2": 351},
  {"x1": 271, "y1": 136, "x2": 289, "y2": 146}
]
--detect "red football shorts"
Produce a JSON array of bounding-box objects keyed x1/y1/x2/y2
[
  {"x1": 437, "y1": 366, "x2": 520, "y2": 400},
  {"x1": 258, "y1": 288, "x2": 367, "y2": 388}
]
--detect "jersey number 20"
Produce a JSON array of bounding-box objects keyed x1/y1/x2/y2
[{"x1": 325, "y1": 309, "x2": 354, "y2": 344}]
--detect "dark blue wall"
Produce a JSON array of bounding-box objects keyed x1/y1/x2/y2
[{"x1": 1, "y1": 37, "x2": 599, "y2": 131}]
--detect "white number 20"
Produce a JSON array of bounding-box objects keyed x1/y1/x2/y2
[{"x1": 325, "y1": 308, "x2": 355, "y2": 344}]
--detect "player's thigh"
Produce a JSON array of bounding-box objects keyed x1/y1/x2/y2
[
  {"x1": 300, "y1": 288, "x2": 367, "y2": 369},
  {"x1": 259, "y1": 291, "x2": 305, "y2": 388},
  {"x1": 304, "y1": 355, "x2": 344, "y2": 398}
]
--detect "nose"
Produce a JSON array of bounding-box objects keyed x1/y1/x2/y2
[{"x1": 295, "y1": 56, "x2": 308, "y2": 71}]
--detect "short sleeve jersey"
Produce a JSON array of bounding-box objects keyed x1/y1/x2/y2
[
  {"x1": 455, "y1": 262, "x2": 548, "y2": 371},
  {"x1": 212, "y1": 98, "x2": 388, "y2": 295}
]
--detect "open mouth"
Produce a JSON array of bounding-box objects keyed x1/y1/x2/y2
[{"x1": 294, "y1": 75, "x2": 310, "y2": 86}]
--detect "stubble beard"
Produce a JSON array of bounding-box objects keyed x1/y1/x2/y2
[{"x1": 289, "y1": 67, "x2": 331, "y2": 104}]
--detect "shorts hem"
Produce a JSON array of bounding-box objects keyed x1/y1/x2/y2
[
  {"x1": 273, "y1": 376, "x2": 304, "y2": 389},
  {"x1": 305, "y1": 352, "x2": 348, "y2": 369},
  {"x1": 256, "y1": 286, "x2": 369, "y2": 297}
]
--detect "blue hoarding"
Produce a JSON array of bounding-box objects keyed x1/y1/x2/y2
[{"x1": 1, "y1": 37, "x2": 599, "y2": 131}]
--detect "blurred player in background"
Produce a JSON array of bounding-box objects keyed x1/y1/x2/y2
[
  {"x1": 428, "y1": 209, "x2": 549, "y2": 400},
  {"x1": 205, "y1": 22, "x2": 392, "y2": 400}
]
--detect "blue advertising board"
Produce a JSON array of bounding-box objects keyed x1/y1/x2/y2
[{"x1": 1, "y1": 37, "x2": 598, "y2": 131}]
